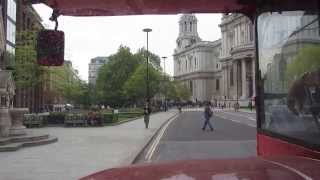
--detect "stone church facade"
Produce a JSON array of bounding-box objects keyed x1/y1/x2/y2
[
  {"x1": 174, "y1": 14, "x2": 255, "y2": 106},
  {"x1": 173, "y1": 14, "x2": 222, "y2": 102},
  {"x1": 218, "y1": 13, "x2": 256, "y2": 106}
]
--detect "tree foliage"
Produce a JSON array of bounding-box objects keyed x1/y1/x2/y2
[
  {"x1": 96, "y1": 46, "x2": 141, "y2": 106},
  {"x1": 135, "y1": 48, "x2": 162, "y2": 70},
  {"x1": 14, "y1": 31, "x2": 44, "y2": 88},
  {"x1": 286, "y1": 45, "x2": 320, "y2": 82},
  {"x1": 96, "y1": 46, "x2": 165, "y2": 107},
  {"x1": 96, "y1": 45, "x2": 192, "y2": 107},
  {"x1": 47, "y1": 62, "x2": 90, "y2": 107},
  {"x1": 123, "y1": 64, "x2": 161, "y2": 104},
  {"x1": 167, "y1": 81, "x2": 192, "y2": 101}
]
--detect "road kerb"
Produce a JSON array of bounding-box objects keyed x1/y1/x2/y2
[{"x1": 131, "y1": 112, "x2": 179, "y2": 164}]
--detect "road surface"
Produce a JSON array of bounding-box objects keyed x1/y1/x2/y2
[{"x1": 135, "y1": 109, "x2": 256, "y2": 163}]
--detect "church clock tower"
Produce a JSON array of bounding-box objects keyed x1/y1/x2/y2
[{"x1": 176, "y1": 14, "x2": 201, "y2": 50}]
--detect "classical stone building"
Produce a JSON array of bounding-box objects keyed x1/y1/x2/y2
[
  {"x1": 218, "y1": 13, "x2": 255, "y2": 106},
  {"x1": 173, "y1": 14, "x2": 221, "y2": 102},
  {"x1": 88, "y1": 56, "x2": 108, "y2": 85}
]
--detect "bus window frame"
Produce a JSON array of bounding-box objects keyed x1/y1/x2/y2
[{"x1": 254, "y1": 10, "x2": 320, "y2": 152}]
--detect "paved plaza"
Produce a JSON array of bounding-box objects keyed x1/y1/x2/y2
[{"x1": 0, "y1": 110, "x2": 177, "y2": 180}]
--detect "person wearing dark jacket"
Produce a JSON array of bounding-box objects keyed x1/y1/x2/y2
[
  {"x1": 202, "y1": 102, "x2": 214, "y2": 131},
  {"x1": 144, "y1": 103, "x2": 151, "y2": 129}
]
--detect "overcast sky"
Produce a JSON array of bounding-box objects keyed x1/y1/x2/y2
[{"x1": 33, "y1": 4, "x2": 222, "y2": 81}]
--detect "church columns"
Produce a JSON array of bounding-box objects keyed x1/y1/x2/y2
[
  {"x1": 241, "y1": 59, "x2": 248, "y2": 99},
  {"x1": 252, "y1": 58, "x2": 256, "y2": 97}
]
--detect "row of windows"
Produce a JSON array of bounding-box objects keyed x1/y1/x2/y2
[
  {"x1": 183, "y1": 21, "x2": 193, "y2": 32},
  {"x1": 178, "y1": 58, "x2": 221, "y2": 73}
]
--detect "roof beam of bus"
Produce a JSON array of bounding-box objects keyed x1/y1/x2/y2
[{"x1": 26, "y1": 0, "x2": 318, "y2": 16}]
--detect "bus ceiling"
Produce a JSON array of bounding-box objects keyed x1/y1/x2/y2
[{"x1": 26, "y1": 0, "x2": 319, "y2": 17}]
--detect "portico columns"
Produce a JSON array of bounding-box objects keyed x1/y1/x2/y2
[
  {"x1": 252, "y1": 58, "x2": 256, "y2": 97},
  {"x1": 241, "y1": 59, "x2": 247, "y2": 99}
]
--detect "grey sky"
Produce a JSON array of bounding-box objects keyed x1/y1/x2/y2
[{"x1": 33, "y1": 4, "x2": 222, "y2": 81}]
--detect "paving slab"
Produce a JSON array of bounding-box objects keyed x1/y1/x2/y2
[{"x1": 0, "y1": 110, "x2": 177, "y2": 180}]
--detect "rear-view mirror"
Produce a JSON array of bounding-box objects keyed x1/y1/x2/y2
[{"x1": 37, "y1": 30, "x2": 65, "y2": 66}]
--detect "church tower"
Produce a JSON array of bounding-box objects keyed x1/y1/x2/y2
[{"x1": 176, "y1": 14, "x2": 201, "y2": 50}]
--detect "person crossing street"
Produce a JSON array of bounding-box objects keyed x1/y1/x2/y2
[{"x1": 202, "y1": 102, "x2": 214, "y2": 131}]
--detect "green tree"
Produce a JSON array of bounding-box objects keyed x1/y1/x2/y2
[
  {"x1": 14, "y1": 31, "x2": 44, "y2": 88},
  {"x1": 96, "y1": 46, "x2": 140, "y2": 106},
  {"x1": 175, "y1": 82, "x2": 192, "y2": 101},
  {"x1": 48, "y1": 62, "x2": 88, "y2": 106},
  {"x1": 286, "y1": 45, "x2": 320, "y2": 82},
  {"x1": 135, "y1": 48, "x2": 162, "y2": 71},
  {"x1": 123, "y1": 64, "x2": 161, "y2": 104}
]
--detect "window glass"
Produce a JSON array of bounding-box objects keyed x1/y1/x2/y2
[
  {"x1": 258, "y1": 11, "x2": 320, "y2": 146},
  {"x1": 6, "y1": 44, "x2": 15, "y2": 54},
  {"x1": 7, "y1": 0, "x2": 16, "y2": 21},
  {"x1": 6, "y1": 19, "x2": 15, "y2": 45}
]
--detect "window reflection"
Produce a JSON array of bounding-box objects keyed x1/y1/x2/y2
[
  {"x1": 7, "y1": 0, "x2": 16, "y2": 21},
  {"x1": 6, "y1": 19, "x2": 15, "y2": 45},
  {"x1": 258, "y1": 11, "x2": 320, "y2": 145}
]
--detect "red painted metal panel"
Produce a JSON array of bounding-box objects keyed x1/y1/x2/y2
[
  {"x1": 80, "y1": 156, "x2": 320, "y2": 180},
  {"x1": 257, "y1": 133, "x2": 320, "y2": 160},
  {"x1": 28, "y1": 0, "x2": 318, "y2": 17}
]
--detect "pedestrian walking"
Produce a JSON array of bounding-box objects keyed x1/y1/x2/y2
[
  {"x1": 248, "y1": 101, "x2": 253, "y2": 111},
  {"x1": 144, "y1": 103, "x2": 151, "y2": 129},
  {"x1": 234, "y1": 102, "x2": 240, "y2": 112},
  {"x1": 178, "y1": 104, "x2": 182, "y2": 113},
  {"x1": 202, "y1": 102, "x2": 214, "y2": 131}
]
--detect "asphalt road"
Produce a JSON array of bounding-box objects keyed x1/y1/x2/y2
[
  {"x1": 215, "y1": 109, "x2": 257, "y2": 127},
  {"x1": 135, "y1": 110, "x2": 256, "y2": 164}
]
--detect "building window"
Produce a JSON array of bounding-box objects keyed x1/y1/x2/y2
[
  {"x1": 216, "y1": 79, "x2": 220, "y2": 90},
  {"x1": 230, "y1": 66, "x2": 234, "y2": 86},
  {"x1": 249, "y1": 24, "x2": 254, "y2": 41},
  {"x1": 185, "y1": 59, "x2": 187, "y2": 70},
  {"x1": 184, "y1": 21, "x2": 187, "y2": 31},
  {"x1": 6, "y1": 44, "x2": 15, "y2": 54},
  {"x1": 22, "y1": 13, "x2": 26, "y2": 30},
  {"x1": 7, "y1": 0, "x2": 16, "y2": 21},
  {"x1": 27, "y1": 18, "x2": 31, "y2": 29},
  {"x1": 189, "y1": 81, "x2": 193, "y2": 93},
  {"x1": 6, "y1": 19, "x2": 15, "y2": 45},
  {"x1": 190, "y1": 22, "x2": 192, "y2": 32},
  {"x1": 241, "y1": 30, "x2": 245, "y2": 44}
]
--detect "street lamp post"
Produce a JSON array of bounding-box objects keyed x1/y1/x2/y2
[
  {"x1": 162, "y1": 56, "x2": 167, "y2": 111},
  {"x1": 143, "y1": 28, "x2": 152, "y2": 129},
  {"x1": 143, "y1": 28, "x2": 152, "y2": 104}
]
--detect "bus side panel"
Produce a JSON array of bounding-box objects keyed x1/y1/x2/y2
[{"x1": 257, "y1": 133, "x2": 320, "y2": 159}]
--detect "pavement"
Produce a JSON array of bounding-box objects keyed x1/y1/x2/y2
[
  {"x1": 135, "y1": 110, "x2": 256, "y2": 163},
  {"x1": 0, "y1": 110, "x2": 177, "y2": 180}
]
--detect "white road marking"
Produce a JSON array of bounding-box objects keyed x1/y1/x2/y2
[
  {"x1": 222, "y1": 111, "x2": 256, "y2": 121},
  {"x1": 145, "y1": 114, "x2": 178, "y2": 161},
  {"x1": 261, "y1": 159, "x2": 312, "y2": 180},
  {"x1": 214, "y1": 113, "x2": 256, "y2": 128}
]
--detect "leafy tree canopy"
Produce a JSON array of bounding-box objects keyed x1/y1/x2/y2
[
  {"x1": 96, "y1": 46, "x2": 140, "y2": 106},
  {"x1": 14, "y1": 31, "x2": 44, "y2": 88},
  {"x1": 286, "y1": 45, "x2": 320, "y2": 82},
  {"x1": 123, "y1": 63, "x2": 161, "y2": 104}
]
